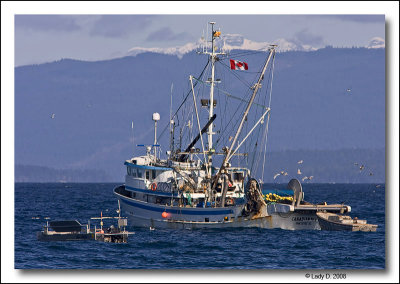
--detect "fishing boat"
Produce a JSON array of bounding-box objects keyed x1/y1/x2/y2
[
  {"x1": 316, "y1": 212, "x2": 378, "y2": 232},
  {"x1": 113, "y1": 22, "x2": 351, "y2": 230}
]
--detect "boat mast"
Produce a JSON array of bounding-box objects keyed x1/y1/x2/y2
[
  {"x1": 208, "y1": 22, "x2": 216, "y2": 154},
  {"x1": 203, "y1": 22, "x2": 224, "y2": 177}
]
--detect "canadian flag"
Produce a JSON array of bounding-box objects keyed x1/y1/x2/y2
[{"x1": 230, "y1": 59, "x2": 248, "y2": 70}]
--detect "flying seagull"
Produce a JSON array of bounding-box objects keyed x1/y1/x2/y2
[
  {"x1": 297, "y1": 168, "x2": 302, "y2": 175},
  {"x1": 302, "y1": 176, "x2": 314, "y2": 182},
  {"x1": 50, "y1": 113, "x2": 55, "y2": 119},
  {"x1": 298, "y1": 160, "x2": 303, "y2": 164},
  {"x1": 273, "y1": 173, "x2": 281, "y2": 180}
]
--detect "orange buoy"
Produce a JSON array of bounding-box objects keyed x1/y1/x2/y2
[
  {"x1": 151, "y1": 183, "x2": 157, "y2": 191},
  {"x1": 162, "y1": 211, "x2": 168, "y2": 218}
]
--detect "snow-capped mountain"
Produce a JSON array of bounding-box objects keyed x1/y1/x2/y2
[
  {"x1": 367, "y1": 37, "x2": 385, "y2": 49},
  {"x1": 219, "y1": 34, "x2": 318, "y2": 52},
  {"x1": 126, "y1": 34, "x2": 384, "y2": 58},
  {"x1": 126, "y1": 34, "x2": 317, "y2": 58},
  {"x1": 127, "y1": 42, "x2": 199, "y2": 58}
]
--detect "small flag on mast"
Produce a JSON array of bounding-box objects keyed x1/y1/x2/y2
[
  {"x1": 213, "y1": 31, "x2": 221, "y2": 38},
  {"x1": 230, "y1": 59, "x2": 248, "y2": 70}
]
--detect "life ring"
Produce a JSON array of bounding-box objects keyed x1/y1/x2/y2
[
  {"x1": 226, "y1": 197, "x2": 235, "y2": 206},
  {"x1": 150, "y1": 183, "x2": 157, "y2": 191}
]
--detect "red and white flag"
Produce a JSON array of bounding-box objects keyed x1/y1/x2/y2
[{"x1": 230, "y1": 59, "x2": 248, "y2": 70}]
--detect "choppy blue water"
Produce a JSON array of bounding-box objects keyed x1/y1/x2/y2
[{"x1": 14, "y1": 183, "x2": 385, "y2": 269}]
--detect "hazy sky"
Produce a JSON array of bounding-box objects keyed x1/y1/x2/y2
[{"x1": 15, "y1": 14, "x2": 385, "y2": 66}]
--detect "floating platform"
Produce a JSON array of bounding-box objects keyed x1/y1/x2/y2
[
  {"x1": 37, "y1": 220, "x2": 94, "y2": 241},
  {"x1": 316, "y1": 212, "x2": 378, "y2": 232},
  {"x1": 37, "y1": 215, "x2": 134, "y2": 242}
]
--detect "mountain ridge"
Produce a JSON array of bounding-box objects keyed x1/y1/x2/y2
[
  {"x1": 14, "y1": 147, "x2": 384, "y2": 183},
  {"x1": 15, "y1": 47, "x2": 385, "y2": 181}
]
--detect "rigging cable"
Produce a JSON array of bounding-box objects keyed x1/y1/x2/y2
[
  {"x1": 260, "y1": 52, "x2": 276, "y2": 182},
  {"x1": 213, "y1": 58, "x2": 262, "y2": 148},
  {"x1": 221, "y1": 48, "x2": 267, "y2": 60},
  {"x1": 217, "y1": 60, "x2": 255, "y2": 89},
  {"x1": 250, "y1": 52, "x2": 274, "y2": 176},
  {"x1": 157, "y1": 60, "x2": 210, "y2": 142}
]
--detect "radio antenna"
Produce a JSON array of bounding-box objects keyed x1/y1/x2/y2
[{"x1": 131, "y1": 121, "x2": 134, "y2": 157}]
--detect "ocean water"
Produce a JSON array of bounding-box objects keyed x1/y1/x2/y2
[{"x1": 14, "y1": 183, "x2": 385, "y2": 269}]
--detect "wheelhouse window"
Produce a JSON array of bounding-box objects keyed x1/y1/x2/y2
[
  {"x1": 152, "y1": 170, "x2": 156, "y2": 180},
  {"x1": 233, "y1": 172, "x2": 244, "y2": 181},
  {"x1": 137, "y1": 170, "x2": 143, "y2": 178},
  {"x1": 127, "y1": 167, "x2": 139, "y2": 177},
  {"x1": 145, "y1": 170, "x2": 150, "y2": 180}
]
